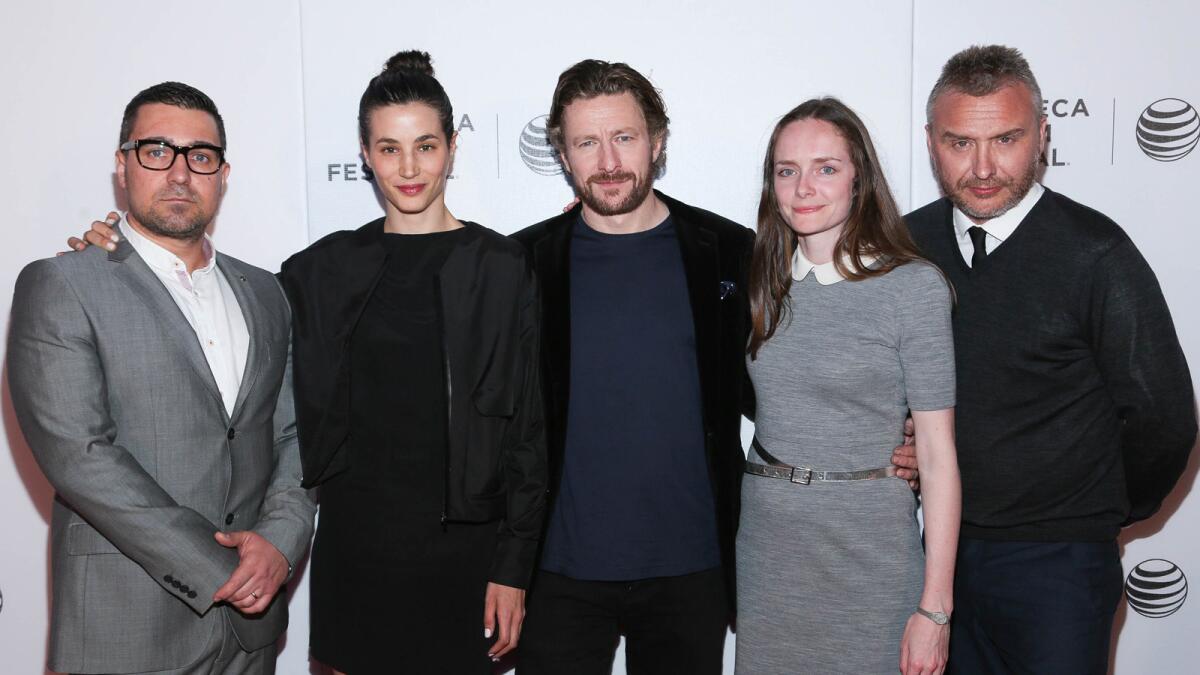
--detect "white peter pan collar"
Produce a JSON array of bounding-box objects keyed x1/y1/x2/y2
[{"x1": 791, "y1": 246, "x2": 877, "y2": 285}]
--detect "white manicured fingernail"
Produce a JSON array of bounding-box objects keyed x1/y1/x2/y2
[{"x1": 484, "y1": 628, "x2": 492, "y2": 638}]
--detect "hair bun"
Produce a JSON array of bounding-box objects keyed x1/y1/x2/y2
[{"x1": 383, "y1": 50, "x2": 435, "y2": 77}]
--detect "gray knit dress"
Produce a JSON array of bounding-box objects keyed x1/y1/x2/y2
[{"x1": 736, "y1": 260, "x2": 955, "y2": 674}]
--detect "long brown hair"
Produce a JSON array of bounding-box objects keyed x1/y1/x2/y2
[{"x1": 748, "y1": 97, "x2": 926, "y2": 359}]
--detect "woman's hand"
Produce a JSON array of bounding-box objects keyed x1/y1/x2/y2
[
  {"x1": 67, "y1": 212, "x2": 121, "y2": 252},
  {"x1": 483, "y1": 581, "x2": 526, "y2": 662},
  {"x1": 900, "y1": 611, "x2": 949, "y2": 675}
]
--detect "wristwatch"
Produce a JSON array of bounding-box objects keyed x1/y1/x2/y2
[{"x1": 916, "y1": 606, "x2": 950, "y2": 625}]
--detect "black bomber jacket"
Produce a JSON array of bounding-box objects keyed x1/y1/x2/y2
[{"x1": 278, "y1": 218, "x2": 547, "y2": 588}]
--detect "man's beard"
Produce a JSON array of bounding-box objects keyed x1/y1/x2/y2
[
  {"x1": 131, "y1": 190, "x2": 209, "y2": 241},
  {"x1": 935, "y1": 155, "x2": 1039, "y2": 221},
  {"x1": 577, "y1": 168, "x2": 654, "y2": 217}
]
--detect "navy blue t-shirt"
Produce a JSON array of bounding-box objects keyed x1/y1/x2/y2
[{"x1": 539, "y1": 214, "x2": 721, "y2": 581}]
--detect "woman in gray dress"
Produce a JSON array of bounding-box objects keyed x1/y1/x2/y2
[{"x1": 738, "y1": 98, "x2": 961, "y2": 675}]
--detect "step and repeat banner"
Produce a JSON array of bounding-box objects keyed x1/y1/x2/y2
[{"x1": 1, "y1": 1, "x2": 1195, "y2": 673}]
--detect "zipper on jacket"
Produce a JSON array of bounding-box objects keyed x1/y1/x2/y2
[{"x1": 433, "y1": 275, "x2": 451, "y2": 533}]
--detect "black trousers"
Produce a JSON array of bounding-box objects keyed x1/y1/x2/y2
[
  {"x1": 948, "y1": 539, "x2": 1123, "y2": 675},
  {"x1": 517, "y1": 566, "x2": 729, "y2": 675}
]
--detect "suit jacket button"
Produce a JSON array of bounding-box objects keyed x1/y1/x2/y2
[
  {"x1": 164, "y1": 574, "x2": 174, "y2": 583},
  {"x1": 227, "y1": 427, "x2": 236, "y2": 440},
  {"x1": 180, "y1": 585, "x2": 190, "y2": 593},
  {"x1": 188, "y1": 591, "x2": 197, "y2": 599},
  {"x1": 172, "y1": 580, "x2": 181, "y2": 588},
  {"x1": 225, "y1": 513, "x2": 235, "y2": 525}
]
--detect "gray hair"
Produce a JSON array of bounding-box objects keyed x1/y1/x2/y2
[{"x1": 925, "y1": 45, "x2": 1043, "y2": 124}]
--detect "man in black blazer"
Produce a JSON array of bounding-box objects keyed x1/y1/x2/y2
[
  {"x1": 907, "y1": 45, "x2": 1196, "y2": 674},
  {"x1": 511, "y1": 60, "x2": 754, "y2": 675}
]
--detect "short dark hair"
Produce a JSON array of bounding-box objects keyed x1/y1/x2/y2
[
  {"x1": 926, "y1": 45, "x2": 1042, "y2": 123},
  {"x1": 546, "y1": 59, "x2": 669, "y2": 175},
  {"x1": 120, "y1": 81, "x2": 226, "y2": 147},
  {"x1": 358, "y1": 50, "x2": 454, "y2": 147}
]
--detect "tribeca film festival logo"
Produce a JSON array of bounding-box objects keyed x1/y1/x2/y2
[
  {"x1": 519, "y1": 115, "x2": 562, "y2": 176},
  {"x1": 1136, "y1": 98, "x2": 1199, "y2": 162},
  {"x1": 1125, "y1": 559, "x2": 1188, "y2": 618}
]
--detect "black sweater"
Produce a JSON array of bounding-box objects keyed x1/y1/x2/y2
[{"x1": 907, "y1": 188, "x2": 1196, "y2": 541}]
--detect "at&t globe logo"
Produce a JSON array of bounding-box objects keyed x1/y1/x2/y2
[
  {"x1": 1135, "y1": 98, "x2": 1199, "y2": 162},
  {"x1": 519, "y1": 115, "x2": 562, "y2": 176},
  {"x1": 1125, "y1": 559, "x2": 1188, "y2": 618}
]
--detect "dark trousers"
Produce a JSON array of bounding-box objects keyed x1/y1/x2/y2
[
  {"x1": 948, "y1": 539, "x2": 1123, "y2": 675},
  {"x1": 517, "y1": 566, "x2": 729, "y2": 675}
]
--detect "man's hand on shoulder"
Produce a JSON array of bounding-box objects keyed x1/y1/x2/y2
[{"x1": 213, "y1": 530, "x2": 289, "y2": 616}]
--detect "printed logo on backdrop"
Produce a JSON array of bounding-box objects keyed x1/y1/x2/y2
[
  {"x1": 519, "y1": 115, "x2": 562, "y2": 176},
  {"x1": 325, "y1": 114, "x2": 477, "y2": 182},
  {"x1": 1125, "y1": 559, "x2": 1188, "y2": 618},
  {"x1": 1039, "y1": 98, "x2": 1090, "y2": 167},
  {"x1": 1136, "y1": 98, "x2": 1199, "y2": 162}
]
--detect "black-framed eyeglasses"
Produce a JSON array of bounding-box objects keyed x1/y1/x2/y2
[{"x1": 119, "y1": 139, "x2": 226, "y2": 175}]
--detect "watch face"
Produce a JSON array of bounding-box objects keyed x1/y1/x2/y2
[{"x1": 918, "y1": 607, "x2": 950, "y2": 625}]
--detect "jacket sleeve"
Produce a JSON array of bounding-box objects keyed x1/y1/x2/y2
[
  {"x1": 1088, "y1": 239, "x2": 1197, "y2": 523},
  {"x1": 250, "y1": 281, "x2": 316, "y2": 575},
  {"x1": 739, "y1": 226, "x2": 757, "y2": 422},
  {"x1": 488, "y1": 263, "x2": 549, "y2": 588},
  {"x1": 7, "y1": 260, "x2": 239, "y2": 615}
]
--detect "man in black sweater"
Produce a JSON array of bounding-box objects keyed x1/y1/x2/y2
[{"x1": 907, "y1": 45, "x2": 1197, "y2": 674}]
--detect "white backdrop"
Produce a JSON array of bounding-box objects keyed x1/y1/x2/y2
[{"x1": 1, "y1": 1, "x2": 1196, "y2": 673}]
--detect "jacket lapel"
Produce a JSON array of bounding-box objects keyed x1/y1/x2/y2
[
  {"x1": 108, "y1": 238, "x2": 226, "y2": 415},
  {"x1": 218, "y1": 254, "x2": 263, "y2": 423},
  {"x1": 532, "y1": 210, "x2": 575, "y2": 445},
  {"x1": 662, "y1": 192, "x2": 721, "y2": 425}
]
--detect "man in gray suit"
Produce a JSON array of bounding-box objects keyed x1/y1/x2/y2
[{"x1": 7, "y1": 82, "x2": 315, "y2": 674}]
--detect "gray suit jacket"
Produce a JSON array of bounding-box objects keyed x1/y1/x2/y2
[{"x1": 7, "y1": 235, "x2": 315, "y2": 674}]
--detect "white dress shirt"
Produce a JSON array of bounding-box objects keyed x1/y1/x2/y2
[
  {"x1": 952, "y1": 182, "x2": 1044, "y2": 267},
  {"x1": 122, "y1": 217, "x2": 249, "y2": 416}
]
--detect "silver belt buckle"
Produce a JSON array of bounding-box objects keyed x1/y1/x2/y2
[{"x1": 791, "y1": 467, "x2": 813, "y2": 485}]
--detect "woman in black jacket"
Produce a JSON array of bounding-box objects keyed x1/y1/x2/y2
[
  {"x1": 278, "y1": 50, "x2": 545, "y2": 674},
  {"x1": 279, "y1": 50, "x2": 545, "y2": 674}
]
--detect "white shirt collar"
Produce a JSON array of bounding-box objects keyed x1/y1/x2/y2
[
  {"x1": 791, "y1": 246, "x2": 877, "y2": 285},
  {"x1": 120, "y1": 213, "x2": 217, "y2": 277},
  {"x1": 952, "y1": 182, "x2": 1044, "y2": 245}
]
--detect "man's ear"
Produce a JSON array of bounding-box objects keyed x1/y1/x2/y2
[{"x1": 115, "y1": 149, "x2": 128, "y2": 190}]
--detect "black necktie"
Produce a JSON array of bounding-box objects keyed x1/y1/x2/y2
[{"x1": 967, "y1": 226, "x2": 988, "y2": 270}]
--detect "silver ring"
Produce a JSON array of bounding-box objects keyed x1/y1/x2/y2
[{"x1": 250, "y1": 591, "x2": 260, "y2": 600}]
